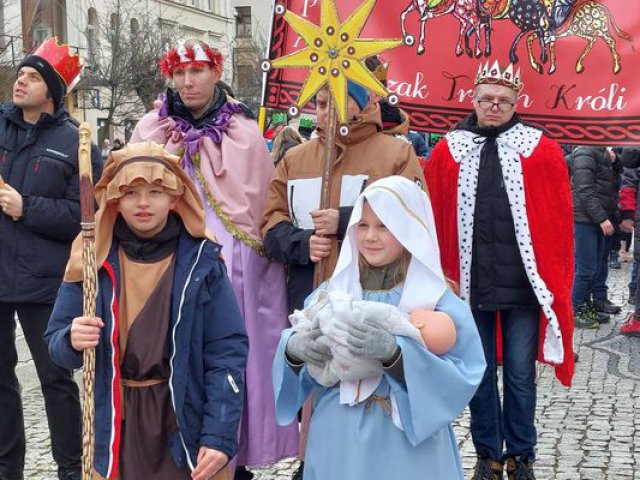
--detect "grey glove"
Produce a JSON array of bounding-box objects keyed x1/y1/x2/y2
[
  {"x1": 346, "y1": 320, "x2": 398, "y2": 362},
  {"x1": 285, "y1": 329, "x2": 332, "y2": 367}
]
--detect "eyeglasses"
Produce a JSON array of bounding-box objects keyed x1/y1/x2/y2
[{"x1": 474, "y1": 97, "x2": 516, "y2": 112}]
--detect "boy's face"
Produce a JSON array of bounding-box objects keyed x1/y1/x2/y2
[
  {"x1": 355, "y1": 202, "x2": 403, "y2": 267},
  {"x1": 118, "y1": 183, "x2": 178, "y2": 238}
]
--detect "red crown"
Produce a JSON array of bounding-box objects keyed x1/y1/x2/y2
[{"x1": 33, "y1": 38, "x2": 82, "y2": 90}]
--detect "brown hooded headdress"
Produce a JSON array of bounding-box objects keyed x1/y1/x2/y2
[{"x1": 65, "y1": 141, "x2": 214, "y2": 282}]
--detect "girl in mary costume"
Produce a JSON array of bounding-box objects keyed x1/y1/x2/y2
[{"x1": 273, "y1": 176, "x2": 487, "y2": 479}]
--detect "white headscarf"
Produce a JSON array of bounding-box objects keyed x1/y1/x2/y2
[
  {"x1": 324, "y1": 176, "x2": 448, "y2": 408},
  {"x1": 327, "y1": 175, "x2": 447, "y2": 311}
]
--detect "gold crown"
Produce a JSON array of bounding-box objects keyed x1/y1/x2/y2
[
  {"x1": 373, "y1": 63, "x2": 389, "y2": 82},
  {"x1": 474, "y1": 60, "x2": 523, "y2": 92}
]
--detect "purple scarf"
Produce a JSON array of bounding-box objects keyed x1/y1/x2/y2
[{"x1": 157, "y1": 93, "x2": 244, "y2": 177}]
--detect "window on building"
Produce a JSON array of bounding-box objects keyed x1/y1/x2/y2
[
  {"x1": 131, "y1": 18, "x2": 139, "y2": 39},
  {"x1": 236, "y1": 7, "x2": 251, "y2": 37},
  {"x1": 86, "y1": 8, "x2": 99, "y2": 67},
  {"x1": 235, "y1": 64, "x2": 254, "y2": 91},
  {"x1": 110, "y1": 12, "x2": 120, "y2": 32}
]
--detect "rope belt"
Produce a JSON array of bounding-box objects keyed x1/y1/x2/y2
[{"x1": 121, "y1": 378, "x2": 167, "y2": 388}]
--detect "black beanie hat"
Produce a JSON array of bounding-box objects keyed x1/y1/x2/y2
[{"x1": 17, "y1": 55, "x2": 66, "y2": 109}]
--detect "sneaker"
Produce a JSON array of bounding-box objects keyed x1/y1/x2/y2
[
  {"x1": 620, "y1": 312, "x2": 640, "y2": 337},
  {"x1": 292, "y1": 462, "x2": 304, "y2": 480},
  {"x1": 506, "y1": 456, "x2": 536, "y2": 480},
  {"x1": 592, "y1": 299, "x2": 621, "y2": 315},
  {"x1": 471, "y1": 457, "x2": 503, "y2": 480},
  {"x1": 574, "y1": 305, "x2": 600, "y2": 329}
]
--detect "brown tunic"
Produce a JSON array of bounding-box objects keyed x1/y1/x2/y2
[{"x1": 94, "y1": 250, "x2": 232, "y2": 480}]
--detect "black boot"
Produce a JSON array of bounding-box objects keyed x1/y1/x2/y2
[{"x1": 592, "y1": 299, "x2": 621, "y2": 315}]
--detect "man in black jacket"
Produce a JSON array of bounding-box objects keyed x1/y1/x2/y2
[
  {"x1": 571, "y1": 146, "x2": 622, "y2": 328},
  {"x1": 0, "y1": 39, "x2": 102, "y2": 480}
]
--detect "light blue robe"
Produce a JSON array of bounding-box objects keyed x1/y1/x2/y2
[{"x1": 273, "y1": 287, "x2": 486, "y2": 479}]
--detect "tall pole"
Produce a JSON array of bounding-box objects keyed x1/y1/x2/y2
[
  {"x1": 313, "y1": 91, "x2": 338, "y2": 288},
  {"x1": 78, "y1": 123, "x2": 97, "y2": 480}
]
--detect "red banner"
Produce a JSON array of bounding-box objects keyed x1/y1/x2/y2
[{"x1": 264, "y1": 0, "x2": 640, "y2": 145}]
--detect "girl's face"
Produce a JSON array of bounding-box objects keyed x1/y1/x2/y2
[{"x1": 356, "y1": 202, "x2": 403, "y2": 267}]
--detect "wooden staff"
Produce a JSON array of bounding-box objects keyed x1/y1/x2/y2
[
  {"x1": 313, "y1": 91, "x2": 339, "y2": 288},
  {"x1": 78, "y1": 122, "x2": 97, "y2": 480},
  {"x1": 300, "y1": 93, "x2": 339, "y2": 467}
]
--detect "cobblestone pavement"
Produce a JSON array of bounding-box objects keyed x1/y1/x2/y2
[{"x1": 17, "y1": 260, "x2": 640, "y2": 479}]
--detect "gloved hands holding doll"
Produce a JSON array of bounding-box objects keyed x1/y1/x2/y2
[
  {"x1": 285, "y1": 328, "x2": 332, "y2": 367},
  {"x1": 345, "y1": 319, "x2": 399, "y2": 363}
]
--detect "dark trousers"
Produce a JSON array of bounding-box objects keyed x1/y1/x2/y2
[
  {"x1": 572, "y1": 222, "x2": 607, "y2": 306},
  {"x1": 0, "y1": 303, "x2": 81, "y2": 479},
  {"x1": 593, "y1": 234, "x2": 613, "y2": 302},
  {"x1": 469, "y1": 308, "x2": 540, "y2": 461}
]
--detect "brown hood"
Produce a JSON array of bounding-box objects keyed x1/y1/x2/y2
[{"x1": 65, "y1": 141, "x2": 214, "y2": 282}]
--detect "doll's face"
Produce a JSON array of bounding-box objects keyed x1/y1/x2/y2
[
  {"x1": 355, "y1": 202, "x2": 403, "y2": 267},
  {"x1": 118, "y1": 182, "x2": 178, "y2": 238}
]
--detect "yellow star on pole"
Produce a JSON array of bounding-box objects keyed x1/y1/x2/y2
[{"x1": 270, "y1": 0, "x2": 402, "y2": 125}]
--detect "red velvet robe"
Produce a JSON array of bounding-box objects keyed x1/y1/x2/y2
[{"x1": 425, "y1": 134, "x2": 574, "y2": 387}]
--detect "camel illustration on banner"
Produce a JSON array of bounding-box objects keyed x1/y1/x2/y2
[{"x1": 400, "y1": 0, "x2": 634, "y2": 74}]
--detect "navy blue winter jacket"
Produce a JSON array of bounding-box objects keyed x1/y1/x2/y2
[
  {"x1": 45, "y1": 231, "x2": 248, "y2": 478},
  {"x1": 0, "y1": 102, "x2": 102, "y2": 304}
]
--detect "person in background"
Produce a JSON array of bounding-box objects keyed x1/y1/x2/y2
[
  {"x1": 272, "y1": 126, "x2": 304, "y2": 166},
  {"x1": 111, "y1": 138, "x2": 124, "y2": 151},
  {"x1": 298, "y1": 117, "x2": 315, "y2": 141},
  {"x1": 101, "y1": 138, "x2": 111, "y2": 163},
  {"x1": 0, "y1": 37, "x2": 102, "y2": 480},
  {"x1": 570, "y1": 146, "x2": 622, "y2": 328},
  {"x1": 265, "y1": 112, "x2": 289, "y2": 151},
  {"x1": 618, "y1": 147, "x2": 640, "y2": 336}
]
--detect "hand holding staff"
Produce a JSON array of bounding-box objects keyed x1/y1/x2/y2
[{"x1": 78, "y1": 123, "x2": 97, "y2": 480}]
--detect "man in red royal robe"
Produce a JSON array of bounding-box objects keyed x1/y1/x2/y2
[{"x1": 425, "y1": 60, "x2": 574, "y2": 480}]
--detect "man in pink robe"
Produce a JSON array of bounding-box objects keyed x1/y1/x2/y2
[{"x1": 131, "y1": 38, "x2": 298, "y2": 480}]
